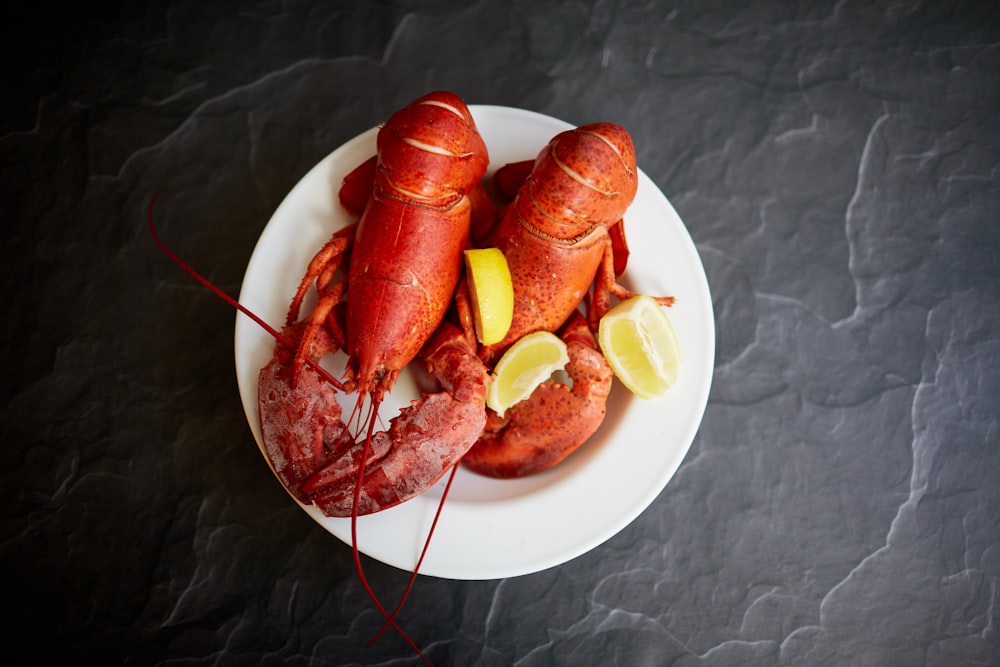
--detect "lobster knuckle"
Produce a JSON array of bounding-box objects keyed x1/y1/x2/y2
[
  {"x1": 420, "y1": 323, "x2": 490, "y2": 404},
  {"x1": 566, "y1": 341, "x2": 615, "y2": 398},
  {"x1": 468, "y1": 183, "x2": 498, "y2": 243},
  {"x1": 493, "y1": 160, "x2": 534, "y2": 201}
]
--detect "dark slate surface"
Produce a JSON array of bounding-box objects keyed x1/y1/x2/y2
[{"x1": 4, "y1": 1, "x2": 999, "y2": 665}]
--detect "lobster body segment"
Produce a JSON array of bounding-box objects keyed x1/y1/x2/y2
[
  {"x1": 484, "y1": 220, "x2": 607, "y2": 356},
  {"x1": 480, "y1": 122, "x2": 640, "y2": 359},
  {"x1": 375, "y1": 94, "x2": 489, "y2": 203},
  {"x1": 346, "y1": 189, "x2": 474, "y2": 398},
  {"x1": 520, "y1": 121, "x2": 638, "y2": 238},
  {"x1": 346, "y1": 92, "x2": 489, "y2": 399}
]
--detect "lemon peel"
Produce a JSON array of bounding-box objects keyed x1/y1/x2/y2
[{"x1": 464, "y1": 248, "x2": 514, "y2": 346}]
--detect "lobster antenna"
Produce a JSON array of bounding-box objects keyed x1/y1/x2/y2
[
  {"x1": 149, "y1": 192, "x2": 436, "y2": 664},
  {"x1": 147, "y1": 192, "x2": 345, "y2": 391},
  {"x1": 349, "y1": 397, "x2": 436, "y2": 666},
  {"x1": 369, "y1": 463, "x2": 459, "y2": 647}
]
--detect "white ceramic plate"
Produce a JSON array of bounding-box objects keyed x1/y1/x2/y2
[{"x1": 235, "y1": 105, "x2": 714, "y2": 580}]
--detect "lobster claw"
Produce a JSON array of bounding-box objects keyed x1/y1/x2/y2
[
  {"x1": 462, "y1": 311, "x2": 614, "y2": 478},
  {"x1": 300, "y1": 322, "x2": 490, "y2": 517},
  {"x1": 257, "y1": 323, "x2": 353, "y2": 502}
]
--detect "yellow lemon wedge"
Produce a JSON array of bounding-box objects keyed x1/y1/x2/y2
[
  {"x1": 464, "y1": 248, "x2": 514, "y2": 346},
  {"x1": 486, "y1": 331, "x2": 569, "y2": 417},
  {"x1": 598, "y1": 295, "x2": 681, "y2": 399}
]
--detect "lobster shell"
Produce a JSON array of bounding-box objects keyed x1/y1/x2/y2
[
  {"x1": 480, "y1": 122, "x2": 639, "y2": 358},
  {"x1": 346, "y1": 91, "x2": 489, "y2": 398}
]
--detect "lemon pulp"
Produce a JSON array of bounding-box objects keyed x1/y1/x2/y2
[
  {"x1": 598, "y1": 294, "x2": 681, "y2": 399},
  {"x1": 486, "y1": 331, "x2": 569, "y2": 416}
]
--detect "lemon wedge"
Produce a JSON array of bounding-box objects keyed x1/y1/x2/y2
[
  {"x1": 464, "y1": 248, "x2": 514, "y2": 346},
  {"x1": 598, "y1": 295, "x2": 681, "y2": 399},
  {"x1": 486, "y1": 331, "x2": 569, "y2": 416}
]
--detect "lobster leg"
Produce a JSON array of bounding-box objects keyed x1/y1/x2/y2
[
  {"x1": 291, "y1": 279, "x2": 347, "y2": 387},
  {"x1": 587, "y1": 234, "x2": 676, "y2": 330},
  {"x1": 284, "y1": 223, "x2": 358, "y2": 387},
  {"x1": 468, "y1": 182, "x2": 499, "y2": 245},
  {"x1": 287, "y1": 223, "x2": 356, "y2": 326},
  {"x1": 302, "y1": 322, "x2": 490, "y2": 516},
  {"x1": 339, "y1": 156, "x2": 378, "y2": 214},
  {"x1": 492, "y1": 159, "x2": 534, "y2": 200},
  {"x1": 608, "y1": 218, "x2": 630, "y2": 278},
  {"x1": 462, "y1": 311, "x2": 613, "y2": 479}
]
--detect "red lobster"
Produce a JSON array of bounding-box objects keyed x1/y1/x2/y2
[
  {"x1": 151, "y1": 91, "x2": 493, "y2": 667},
  {"x1": 255, "y1": 91, "x2": 495, "y2": 665},
  {"x1": 258, "y1": 91, "x2": 492, "y2": 517},
  {"x1": 460, "y1": 122, "x2": 675, "y2": 478}
]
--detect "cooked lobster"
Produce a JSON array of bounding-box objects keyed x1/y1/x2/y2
[
  {"x1": 261, "y1": 90, "x2": 491, "y2": 517},
  {"x1": 460, "y1": 122, "x2": 675, "y2": 478}
]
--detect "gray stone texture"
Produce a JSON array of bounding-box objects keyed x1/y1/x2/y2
[{"x1": 3, "y1": 1, "x2": 998, "y2": 665}]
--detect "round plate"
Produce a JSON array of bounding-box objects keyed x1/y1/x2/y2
[{"x1": 235, "y1": 105, "x2": 714, "y2": 580}]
